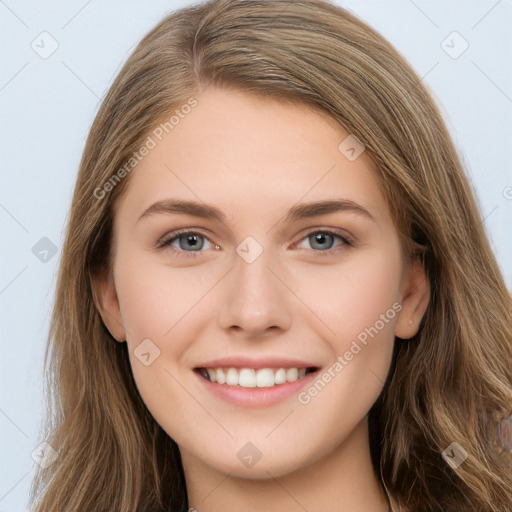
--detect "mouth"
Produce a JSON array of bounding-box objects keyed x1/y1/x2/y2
[
  {"x1": 193, "y1": 363, "x2": 321, "y2": 408},
  {"x1": 195, "y1": 366, "x2": 318, "y2": 388}
]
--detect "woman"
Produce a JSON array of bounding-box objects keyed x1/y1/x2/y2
[{"x1": 30, "y1": 0, "x2": 512, "y2": 510}]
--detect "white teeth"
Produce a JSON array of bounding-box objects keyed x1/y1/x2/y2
[
  {"x1": 274, "y1": 368, "x2": 287, "y2": 384},
  {"x1": 286, "y1": 367, "x2": 298, "y2": 382},
  {"x1": 226, "y1": 368, "x2": 238, "y2": 385},
  {"x1": 239, "y1": 368, "x2": 256, "y2": 387},
  {"x1": 200, "y1": 366, "x2": 313, "y2": 387},
  {"x1": 256, "y1": 368, "x2": 275, "y2": 388},
  {"x1": 216, "y1": 368, "x2": 226, "y2": 384}
]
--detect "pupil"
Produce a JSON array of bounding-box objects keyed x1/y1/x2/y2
[
  {"x1": 312, "y1": 233, "x2": 332, "y2": 249},
  {"x1": 180, "y1": 234, "x2": 202, "y2": 251}
]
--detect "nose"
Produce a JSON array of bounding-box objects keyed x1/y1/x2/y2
[{"x1": 217, "y1": 246, "x2": 293, "y2": 339}]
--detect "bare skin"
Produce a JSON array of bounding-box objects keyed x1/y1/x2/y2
[{"x1": 96, "y1": 86, "x2": 429, "y2": 512}]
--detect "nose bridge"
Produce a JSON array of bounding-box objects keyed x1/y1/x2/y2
[{"x1": 217, "y1": 234, "x2": 292, "y2": 336}]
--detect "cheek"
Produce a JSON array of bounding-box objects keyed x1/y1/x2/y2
[
  {"x1": 296, "y1": 247, "x2": 403, "y2": 345},
  {"x1": 114, "y1": 251, "x2": 213, "y2": 342},
  {"x1": 113, "y1": 253, "x2": 218, "y2": 431},
  {"x1": 292, "y1": 248, "x2": 401, "y2": 408}
]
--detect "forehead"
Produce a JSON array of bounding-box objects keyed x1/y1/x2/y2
[{"x1": 116, "y1": 87, "x2": 390, "y2": 226}]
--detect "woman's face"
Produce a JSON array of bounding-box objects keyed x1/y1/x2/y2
[{"x1": 97, "y1": 87, "x2": 428, "y2": 479}]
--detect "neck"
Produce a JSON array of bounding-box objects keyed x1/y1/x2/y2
[{"x1": 181, "y1": 417, "x2": 389, "y2": 512}]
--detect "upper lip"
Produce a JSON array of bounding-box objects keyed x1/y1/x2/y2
[{"x1": 194, "y1": 356, "x2": 320, "y2": 370}]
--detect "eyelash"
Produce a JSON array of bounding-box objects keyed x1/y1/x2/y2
[{"x1": 157, "y1": 228, "x2": 353, "y2": 259}]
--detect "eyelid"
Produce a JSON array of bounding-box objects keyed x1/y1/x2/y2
[
  {"x1": 156, "y1": 228, "x2": 216, "y2": 256},
  {"x1": 157, "y1": 227, "x2": 212, "y2": 248},
  {"x1": 292, "y1": 226, "x2": 353, "y2": 246},
  {"x1": 290, "y1": 227, "x2": 353, "y2": 256}
]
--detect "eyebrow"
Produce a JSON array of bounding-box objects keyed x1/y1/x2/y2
[{"x1": 137, "y1": 198, "x2": 375, "y2": 224}]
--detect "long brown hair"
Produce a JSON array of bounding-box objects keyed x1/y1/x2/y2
[{"x1": 30, "y1": 0, "x2": 512, "y2": 510}]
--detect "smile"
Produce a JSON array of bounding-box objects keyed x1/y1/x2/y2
[
  {"x1": 196, "y1": 366, "x2": 316, "y2": 388},
  {"x1": 194, "y1": 361, "x2": 321, "y2": 408}
]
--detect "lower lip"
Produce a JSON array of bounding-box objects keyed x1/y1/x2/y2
[{"x1": 194, "y1": 370, "x2": 319, "y2": 408}]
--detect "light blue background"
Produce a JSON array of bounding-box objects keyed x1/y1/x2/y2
[{"x1": 1, "y1": 1, "x2": 511, "y2": 510}]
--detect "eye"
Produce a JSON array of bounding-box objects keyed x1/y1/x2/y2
[
  {"x1": 294, "y1": 229, "x2": 352, "y2": 256},
  {"x1": 157, "y1": 229, "x2": 215, "y2": 258},
  {"x1": 158, "y1": 227, "x2": 352, "y2": 259}
]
